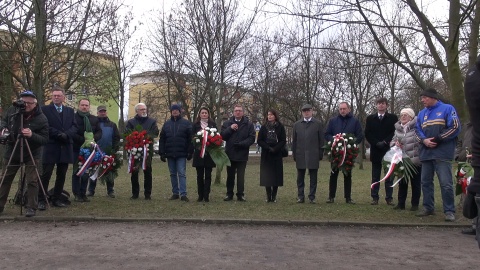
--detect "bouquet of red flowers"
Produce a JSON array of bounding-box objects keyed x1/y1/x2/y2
[
  {"x1": 455, "y1": 162, "x2": 473, "y2": 195},
  {"x1": 325, "y1": 133, "x2": 359, "y2": 175},
  {"x1": 192, "y1": 127, "x2": 230, "y2": 171},
  {"x1": 96, "y1": 154, "x2": 122, "y2": 184},
  {"x1": 124, "y1": 125, "x2": 153, "y2": 173}
]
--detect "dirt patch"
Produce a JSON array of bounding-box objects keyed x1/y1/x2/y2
[{"x1": 0, "y1": 221, "x2": 477, "y2": 269}]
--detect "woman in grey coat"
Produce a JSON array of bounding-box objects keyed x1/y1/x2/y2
[{"x1": 391, "y1": 108, "x2": 422, "y2": 211}]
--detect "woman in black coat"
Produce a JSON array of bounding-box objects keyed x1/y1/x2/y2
[
  {"x1": 257, "y1": 109, "x2": 286, "y2": 202},
  {"x1": 192, "y1": 107, "x2": 217, "y2": 202}
]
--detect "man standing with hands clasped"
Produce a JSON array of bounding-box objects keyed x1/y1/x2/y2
[
  {"x1": 292, "y1": 104, "x2": 324, "y2": 204},
  {"x1": 365, "y1": 97, "x2": 398, "y2": 206}
]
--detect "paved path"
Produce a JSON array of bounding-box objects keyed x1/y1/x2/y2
[{"x1": 0, "y1": 221, "x2": 477, "y2": 269}]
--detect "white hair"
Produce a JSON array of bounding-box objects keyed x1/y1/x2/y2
[{"x1": 134, "y1": 103, "x2": 146, "y2": 111}]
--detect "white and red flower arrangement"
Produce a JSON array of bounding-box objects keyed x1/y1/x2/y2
[
  {"x1": 373, "y1": 145, "x2": 418, "y2": 189},
  {"x1": 455, "y1": 162, "x2": 473, "y2": 195},
  {"x1": 192, "y1": 127, "x2": 230, "y2": 170},
  {"x1": 124, "y1": 126, "x2": 153, "y2": 173},
  {"x1": 325, "y1": 133, "x2": 359, "y2": 175}
]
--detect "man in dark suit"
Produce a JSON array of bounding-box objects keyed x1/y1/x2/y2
[
  {"x1": 38, "y1": 87, "x2": 78, "y2": 210},
  {"x1": 365, "y1": 97, "x2": 398, "y2": 205}
]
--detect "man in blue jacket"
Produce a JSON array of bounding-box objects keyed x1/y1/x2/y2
[
  {"x1": 324, "y1": 102, "x2": 363, "y2": 204},
  {"x1": 415, "y1": 88, "x2": 460, "y2": 221},
  {"x1": 159, "y1": 104, "x2": 193, "y2": 202}
]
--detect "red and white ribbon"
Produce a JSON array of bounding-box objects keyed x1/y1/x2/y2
[
  {"x1": 127, "y1": 153, "x2": 135, "y2": 173},
  {"x1": 371, "y1": 152, "x2": 402, "y2": 189},
  {"x1": 76, "y1": 143, "x2": 97, "y2": 177},
  {"x1": 142, "y1": 143, "x2": 148, "y2": 170},
  {"x1": 200, "y1": 129, "x2": 208, "y2": 158},
  {"x1": 331, "y1": 134, "x2": 347, "y2": 167}
]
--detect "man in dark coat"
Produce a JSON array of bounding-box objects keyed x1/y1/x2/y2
[
  {"x1": 292, "y1": 104, "x2": 324, "y2": 204},
  {"x1": 221, "y1": 104, "x2": 255, "y2": 201},
  {"x1": 325, "y1": 102, "x2": 363, "y2": 204},
  {"x1": 71, "y1": 98, "x2": 102, "y2": 202},
  {"x1": 365, "y1": 97, "x2": 398, "y2": 205},
  {"x1": 126, "y1": 103, "x2": 159, "y2": 200},
  {"x1": 0, "y1": 91, "x2": 49, "y2": 217},
  {"x1": 159, "y1": 104, "x2": 193, "y2": 202},
  {"x1": 38, "y1": 87, "x2": 78, "y2": 210},
  {"x1": 463, "y1": 54, "x2": 480, "y2": 247},
  {"x1": 87, "y1": 105, "x2": 120, "y2": 198}
]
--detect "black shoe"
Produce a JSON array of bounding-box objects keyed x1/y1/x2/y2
[
  {"x1": 461, "y1": 228, "x2": 476, "y2": 235},
  {"x1": 237, "y1": 196, "x2": 246, "y2": 202},
  {"x1": 52, "y1": 200, "x2": 67, "y2": 207},
  {"x1": 107, "y1": 192, "x2": 115, "y2": 198},
  {"x1": 271, "y1": 196, "x2": 277, "y2": 203},
  {"x1": 145, "y1": 195, "x2": 151, "y2": 200},
  {"x1": 74, "y1": 195, "x2": 85, "y2": 202},
  {"x1": 346, "y1": 199, "x2": 356, "y2": 205},
  {"x1": 169, "y1": 194, "x2": 180, "y2": 200},
  {"x1": 130, "y1": 195, "x2": 139, "y2": 200},
  {"x1": 386, "y1": 199, "x2": 395, "y2": 206},
  {"x1": 415, "y1": 209, "x2": 435, "y2": 217},
  {"x1": 86, "y1": 191, "x2": 94, "y2": 197},
  {"x1": 309, "y1": 199, "x2": 316, "y2": 204},
  {"x1": 38, "y1": 201, "x2": 46, "y2": 211},
  {"x1": 326, "y1": 198, "x2": 334, "y2": 203},
  {"x1": 197, "y1": 197, "x2": 204, "y2": 202},
  {"x1": 204, "y1": 197, "x2": 210, "y2": 202},
  {"x1": 410, "y1": 205, "x2": 419, "y2": 211},
  {"x1": 25, "y1": 208, "x2": 36, "y2": 217},
  {"x1": 393, "y1": 204, "x2": 405, "y2": 210},
  {"x1": 370, "y1": 199, "x2": 379, "y2": 205},
  {"x1": 81, "y1": 195, "x2": 90, "y2": 202},
  {"x1": 223, "y1": 196, "x2": 233, "y2": 201},
  {"x1": 181, "y1": 196, "x2": 189, "y2": 202},
  {"x1": 297, "y1": 198, "x2": 305, "y2": 203}
]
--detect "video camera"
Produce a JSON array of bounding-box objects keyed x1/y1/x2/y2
[{"x1": 12, "y1": 99, "x2": 26, "y2": 112}]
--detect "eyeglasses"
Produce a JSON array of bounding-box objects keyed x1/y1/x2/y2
[{"x1": 23, "y1": 101, "x2": 36, "y2": 105}]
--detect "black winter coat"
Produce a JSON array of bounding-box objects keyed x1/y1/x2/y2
[
  {"x1": 191, "y1": 120, "x2": 217, "y2": 168},
  {"x1": 1, "y1": 105, "x2": 49, "y2": 161},
  {"x1": 72, "y1": 112, "x2": 102, "y2": 153},
  {"x1": 257, "y1": 122, "x2": 286, "y2": 187},
  {"x1": 41, "y1": 103, "x2": 78, "y2": 164},
  {"x1": 159, "y1": 116, "x2": 192, "y2": 158},
  {"x1": 221, "y1": 116, "x2": 255, "y2": 162},
  {"x1": 126, "y1": 115, "x2": 160, "y2": 139},
  {"x1": 365, "y1": 112, "x2": 398, "y2": 163}
]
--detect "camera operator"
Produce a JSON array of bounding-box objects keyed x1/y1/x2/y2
[{"x1": 0, "y1": 91, "x2": 49, "y2": 217}]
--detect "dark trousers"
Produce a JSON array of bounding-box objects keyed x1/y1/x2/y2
[
  {"x1": 265, "y1": 186, "x2": 278, "y2": 200},
  {"x1": 196, "y1": 166, "x2": 212, "y2": 199},
  {"x1": 329, "y1": 168, "x2": 352, "y2": 199},
  {"x1": 39, "y1": 163, "x2": 68, "y2": 202},
  {"x1": 88, "y1": 173, "x2": 114, "y2": 195},
  {"x1": 72, "y1": 173, "x2": 89, "y2": 196},
  {"x1": 397, "y1": 166, "x2": 422, "y2": 207},
  {"x1": 0, "y1": 159, "x2": 39, "y2": 210},
  {"x1": 131, "y1": 166, "x2": 152, "y2": 197},
  {"x1": 370, "y1": 161, "x2": 393, "y2": 201},
  {"x1": 226, "y1": 161, "x2": 247, "y2": 198},
  {"x1": 297, "y1": 168, "x2": 318, "y2": 200}
]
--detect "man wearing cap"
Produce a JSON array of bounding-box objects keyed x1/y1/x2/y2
[
  {"x1": 159, "y1": 104, "x2": 193, "y2": 202},
  {"x1": 365, "y1": 97, "x2": 398, "y2": 206},
  {"x1": 292, "y1": 104, "x2": 325, "y2": 204},
  {"x1": 71, "y1": 98, "x2": 102, "y2": 202},
  {"x1": 126, "y1": 103, "x2": 159, "y2": 200},
  {"x1": 324, "y1": 102, "x2": 363, "y2": 204},
  {"x1": 39, "y1": 86, "x2": 78, "y2": 210},
  {"x1": 221, "y1": 104, "x2": 255, "y2": 202},
  {"x1": 0, "y1": 91, "x2": 49, "y2": 217},
  {"x1": 415, "y1": 88, "x2": 460, "y2": 221},
  {"x1": 87, "y1": 105, "x2": 120, "y2": 198}
]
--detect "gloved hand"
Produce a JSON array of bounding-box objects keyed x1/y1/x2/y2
[
  {"x1": 187, "y1": 153, "x2": 193, "y2": 160},
  {"x1": 376, "y1": 141, "x2": 387, "y2": 149},
  {"x1": 57, "y1": 133, "x2": 68, "y2": 143},
  {"x1": 160, "y1": 156, "x2": 166, "y2": 162}
]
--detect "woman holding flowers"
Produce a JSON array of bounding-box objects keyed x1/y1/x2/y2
[
  {"x1": 257, "y1": 109, "x2": 286, "y2": 202},
  {"x1": 391, "y1": 108, "x2": 421, "y2": 211},
  {"x1": 192, "y1": 107, "x2": 217, "y2": 202}
]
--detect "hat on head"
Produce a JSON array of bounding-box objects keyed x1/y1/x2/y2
[
  {"x1": 97, "y1": 105, "x2": 107, "y2": 112},
  {"x1": 20, "y1": 90, "x2": 36, "y2": 99},
  {"x1": 419, "y1": 88, "x2": 441, "y2": 100},
  {"x1": 301, "y1": 104, "x2": 313, "y2": 111},
  {"x1": 170, "y1": 104, "x2": 181, "y2": 112},
  {"x1": 400, "y1": 108, "x2": 415, "y2": 119}
]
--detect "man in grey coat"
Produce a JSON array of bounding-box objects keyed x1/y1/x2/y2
[{"x1": 292, "y1": 104, "x2": 325, "y2": 203}]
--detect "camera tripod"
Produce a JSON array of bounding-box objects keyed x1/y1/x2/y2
[{"x1": 0, "y1": 113, "x2": 50, "y2": 216}]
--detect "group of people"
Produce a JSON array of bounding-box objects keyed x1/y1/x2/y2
[{"x1": 0, "y1": 87, "x2": 120, "y2": 217}]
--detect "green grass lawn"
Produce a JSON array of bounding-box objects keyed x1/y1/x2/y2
[{"x1": 1, "y1": 156, "x2": 469, "y2": 224}]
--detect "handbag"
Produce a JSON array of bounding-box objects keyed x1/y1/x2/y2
[{"x1": 463, "y1": 192, "x2": 478, "y2": 219}]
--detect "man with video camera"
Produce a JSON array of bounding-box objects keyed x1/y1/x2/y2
[{"x1": 0, "y1": 91, "x2": 49, "y2": 217}]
